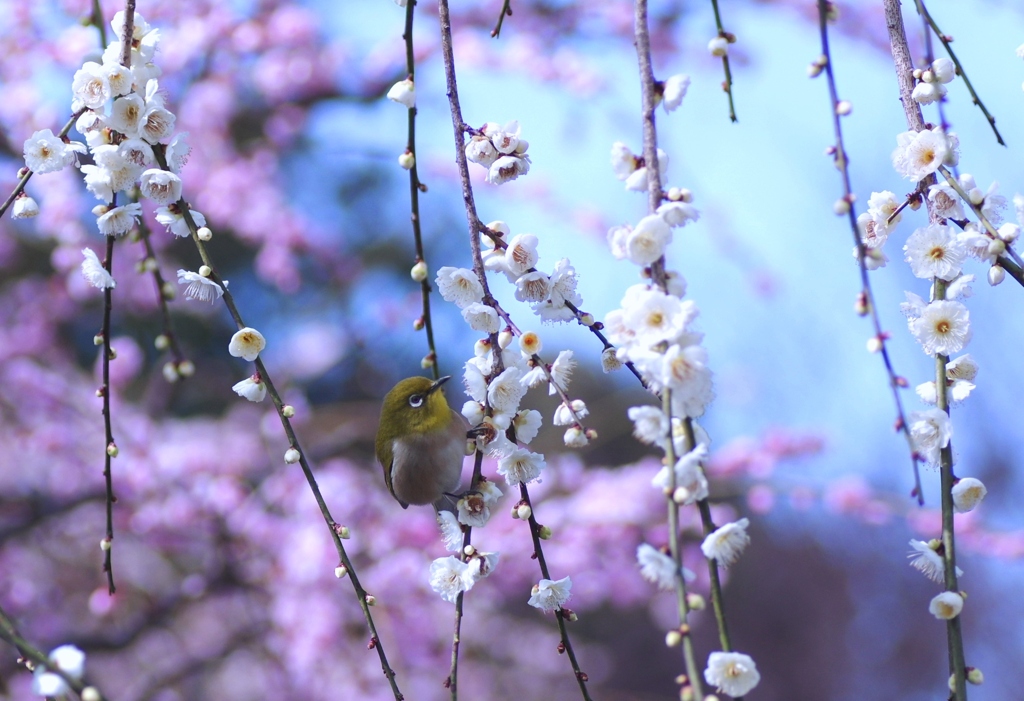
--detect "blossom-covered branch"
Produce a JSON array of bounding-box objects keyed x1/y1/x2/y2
[{"x1": 813, "y1": 0, "x2": 924, "y2": 504}]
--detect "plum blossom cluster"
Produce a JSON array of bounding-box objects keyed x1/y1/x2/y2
[
  {"x1": 30, "y1": 645, "x2": 87, "y2": 698},
  {"x1": 26, "y1": 12, "x2": 223, "y2": 307},
  {"x1": 911, "y1": 57, "x2": 958, "y2": 105},
  {"x1": 465, "y1": 120, "x2": 532, "y2": 185}
]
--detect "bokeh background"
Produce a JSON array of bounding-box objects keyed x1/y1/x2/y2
[{"x1": 1, "y1": 0, "x2": 1024, "y2": 699}]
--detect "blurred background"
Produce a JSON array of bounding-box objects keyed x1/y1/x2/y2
[{"x1": 1, "y1": 0, "x2": 1023, "y2": 699}]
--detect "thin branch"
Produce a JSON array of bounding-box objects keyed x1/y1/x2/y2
[
  {"x1": 135, "y1": 211, "x2": 188, "y2": 368},
  {"x1": 914, "y1": 0, "x2": 1004, "y2": 146},
  {"x1": 100, "y1": 233, "x2": 117, "y2": 594},
  {"x1": 0, "y1": 605, "x2": 110, "y2": 701},
  {"x1": 150, "y1": 146, "x2": 405, "y2": 700},
  {"x1": 820, "y1": 0, "x2": 924, "y2": 504},
  {"x1": 491, "y1": 0, "x2": 512, "y2": 38},
  {"x1": 885, "y1": 2, "x2": 968, "y2": 696},
  {"x1": 437, "y1": 2, "x2": 592, "y2": 696},
  {"x1": 708, "y1": 0, "x2": 737, "y2": 122},
  {"x1": 401, "y1": 0, "x2": 441, "y2": 380}
]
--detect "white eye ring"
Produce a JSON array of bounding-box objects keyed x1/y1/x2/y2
[{"x1": 409, "y1": 394, "x2": 424, "y2": 408}]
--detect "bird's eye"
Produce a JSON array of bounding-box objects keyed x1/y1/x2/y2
[{"x1": 408, "y1": 394, "x2": 424, "y2": 408}]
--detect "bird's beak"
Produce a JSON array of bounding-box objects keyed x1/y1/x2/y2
[{"x1": 427, "y1": 375, "x2": 451, "y2": 395}]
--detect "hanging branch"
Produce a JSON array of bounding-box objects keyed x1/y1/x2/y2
[
  {"x1": 708, "y1": 0, "x2": 738, "y2": 122},
  {"x1": 437, "y1": 2, "x2": 592, "y2": 698},
  {"x1": 400, "y1": 0, "x2": 441, "y2": 379},
  {"x1": 914, "y1": 0, "x2": 1004, "y2": 146},
  {"x1": 491, "y1": 0, "x2": 513, "y2": 38},
  {"x1": 883, "y1": 1, "x2": 968, "y2": 697},
  {"x1": 150, "y1": 147, "x2": 406, "y2": 700},
  {"x1": 816, "y1": 0, "x2": 924, "y2": 504}
]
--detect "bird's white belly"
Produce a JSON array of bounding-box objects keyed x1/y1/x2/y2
[{"x1": 390, "y1": 428, "x2": 465, "y2": 506}]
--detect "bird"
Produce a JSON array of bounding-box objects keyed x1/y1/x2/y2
[{"x1": 375, "y1": 375, "x2": 468, "y2": 510}]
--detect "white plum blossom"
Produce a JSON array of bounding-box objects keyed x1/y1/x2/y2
[
  {"x1": 232, "y1": 375, "x2": 267, "y2": 402},
  {"x1": 652, "y1": 443, "x2": 709, "y2": 505},
  {"x1": 637, "y1": 543, "x2": 692, "y2": 590},
  {"x1": 228, "y1": 327, "x2": 266, "y2": 361},
  {"x1": 139, "y1": 168, "x2": 183, "y2": 205},
  {"x1": 496, "y1": 447, "x2": 546, "y2": 486},
  {"x1": 892, "y1": 128, "x2": 948, "y2": 182},
  {"x1": 109, "y1": 94, "x2": 145, "y2": 137},
  {"x1": 553, "y1": 399, "x2": 588, "y2": 427},
  {"x1": 903, "y1": 224, "x2": 966, "y2": 280},
  {"x1": 661, "y1": 74, "x2": 691, "y2": 112},
  {"x1": 487, "y1": 120, "x2": 521, "y2": 154},
  {"x1": 23, "y1": 129, "x2": 83, "y2": 174},
  {"x1": 527, "y1": 576, "x2": 572, "y2": 612},
  {"x1": 512, "y1": 409, "x2": 542, "y2": 443},
  {"x1": 628, "y1": 405, "x2": 670, "y2": 446},
  {"x1": 165, "y1": 132, "x2": 191, "y2": 173},
  {"x1": 535, "y1": 258, "x2": 582, "y2": 323},
  {"x1": 657, "y1": 201, "x2": 700, "y2": 228},
  {"x1": 97, "y1": 202, "x2": 143, "y2": 237},
  {"x1": 704, "y1": 651, "x2": 760, "y2": 697},
  {"x1": 461, "y1": 303, "x2": 500, "y2": 333},
  {"x1": 515, "y1": 271, "x2": 551, "y2": 303},
  {"x1": 155, "y1": 205, "x2": 206, "y2": 238},
  {"x1": 947, "y1": 354, "x2": 979, "y2": 381},
  {"x1": 929, "y1": 591, "x2": 964, "y2": 620},
  {"x1": 487, "y1": 154, "x2": 531, "y2": 185},
  {"x1": 928, "y1": 183, "x2": 965, "y2": 220},
  {"x1": 912, "y1": 81, "x2": 946, "y2": 105},
  {"x1": 909, "y1": 539, "x2": 962, "y2": 583},
  {"x1": 505, "y1": 233, "x2": 539, "y2": 276},
  {"x1": 548, "y1": 349, "x2": 576, "y2": 394},
  {"x1": 952, "y1": 477, "x2": 987, "y2": 513},
  {"x1": 908, "y1": 408, "x2": 952, "y2": 466},
  {"x1": 909, "y1": 300, "x2": 971, "y2": 356},
  {"x1": 610, "y1": 142, "x2": 639, "y2": 180},
  {"x1": 429, "y1": 556, "x2": 474, "y2": 603},
  {"x1": 71, "y1": 62, "x2": 111, "y2": 111},
  {"x1": 487, "y1": 366, "x2": 527, "y2": 414},
  {"x1": 624, "y1": 149, "x2": 669, "y2": 192},
  {"x1": 436, "y1": 266, "x2": 484, "y2": 309},
  {"x1": 624, "y1": 214, "x2": 673, "y2": 265},
  {"x1": 466, "y1": 135, "x2": 498, "y2": 167},
  {"x1": 177, "y1": 269, "x2": 225, "y2": 304},
  {"x1": 81, "y1": 248, "x2": 115, "y2": 289},
  {"x1": 12, "y1": 195, "x2": 40, "y2": 219},
  {"x1": 437, "y1": 510, "x2": 463, "y2": 552},
  {"x1": 386, "y1": 78, "x2": 415, "y2": 108},
  {"x1": 700, "y1": 518, "x2": 751, "y2": 566},
  {"x1": 119, "y1": 138, "x2": 155, "y2": 168}
]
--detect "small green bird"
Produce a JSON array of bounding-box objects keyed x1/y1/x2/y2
[{"x1": 375, "y1": 375, "x2": 468, "y2": 510}]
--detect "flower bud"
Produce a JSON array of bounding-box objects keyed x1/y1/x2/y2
[
  {"x1": 952, "y1": 477, "x2": 987, "y2": 513},
  {"x1": 986, "y1": 238, "x2": 1006, "y2": 258},
  {"x1": 421, "y1": 353, "x2": 435, "y2": 369},
  {"x1": 398, "y1": 150, "x2": 415, "y2": 170},
  {"x1": 106, "y1": 442, "x2": 119, "y2": 457},
  {"x1": 498, "y1": 329, "x2": 514, "y2": 349},
  {"x1": 365, "y1": 594, "x2": 376, "y2": 606},
  {"x1": 538, "y1": 525, "x2": 553, "y2": 540},
  {"x1": 198, "y1": 226, "x2": 213, "y2": 241},
  {"x1": 282, "y1": 404, "x2": 296, "y2": 418},
  {"x1": 162, "y1": 362, "x2": 180, "y2": 383},
  {"x1": 487, "y1": 220, "x2": 510, "y2": 237},
  {"x1": 100, "y1": 537, "x2": 112, "y2": 551},
  {"x1": 665, "y1": 630, "x2": 682, "y2": 647},
  {"x1": 410, "y1": 260, "x2": 428, "y2": 282},
  {"x1": 82, "y1": 687, "x2": 101, "y2": 701},
  {"x1": 833, "y1": 198, "x2": 850, "y2": 215},
  {"x1": 988, "y1": 266, "x2": 1005, "y2": 286},
  {"x1": 686, "y1": 593, "x2": 706, "y2": 611},
  {"x1": 178, "y1": 360, "x2": 195, "y2": 377},
  {"x1": 284, "y1": 447, "x2": 300, "y2": 464},
  {"x1": 335, "y1": 565, "x2": 348, "y2": 578},
  {"x1": 161, "y1": 281, "x2": 176, "y2": 300},
  {"x1": 154, "y1": 334, "x2": 170, "y2": 350},
  {"x1": 519, "y1": 331, "x2": 542, "y2": 355},
  {"x1": 94, "y1": 334, "x2": 104, "y2": 346},
  {"x1": 413, "y1": 316, "x2": 425, "y2": 331},
  {"x1": 516, "y1": 503, "x2": 532, "y2": 520},
  {"x1": 967, "y1": 668, "x2": 984, "y2": 685},
  {"x1": 199, "y1": 265, "x2": 212, "y2": 277},
  {"x1": 836, "y1": 100, "x2": 852, "y2": 116},
  {"x1": 708, "y1": 36, "x2": 729, "y2": 56}
]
